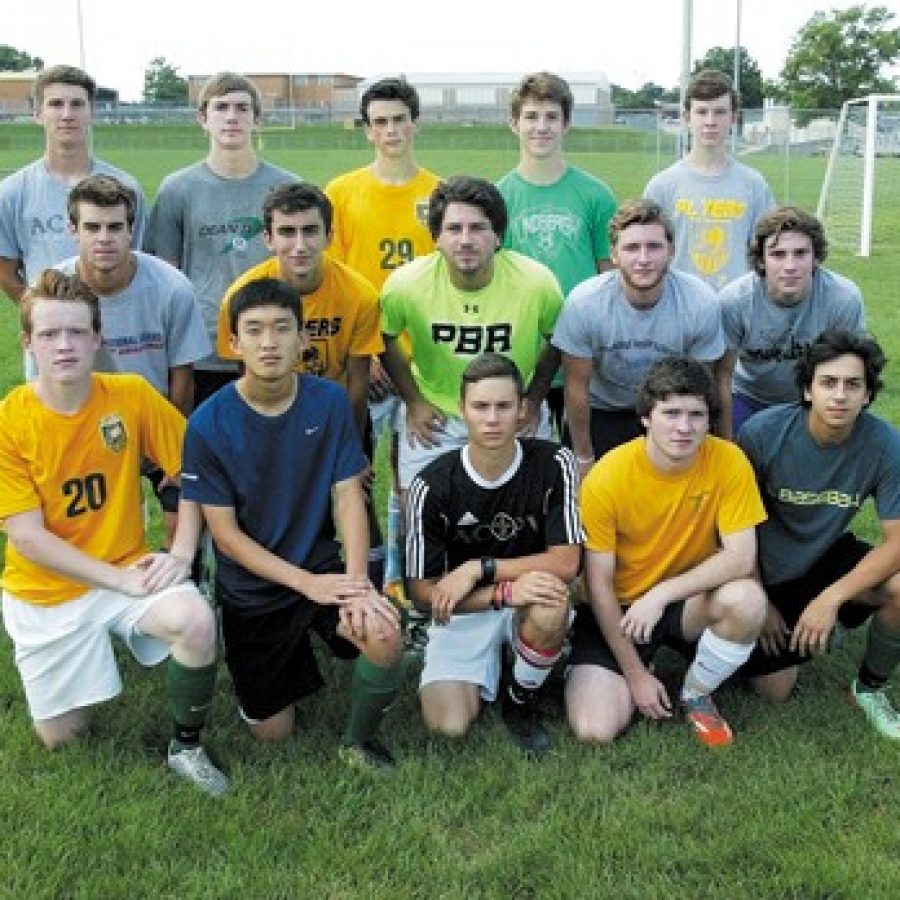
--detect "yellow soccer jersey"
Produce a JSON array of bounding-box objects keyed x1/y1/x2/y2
[
  {"x1": 217, "y1": 256, "x2": 384, "y2": 385},
  {"x1": 381, "y1": 250, "x2": 563, "y2": 417},
  {"x1": 579, "y1": 436, "x2": 766, "y2": 604},
  {"x1": 0, "y1": 373, "x2": 185, "y2": 605},
  {"x1": 325, "y1": 166, "x2": 441, "y2": 290}
]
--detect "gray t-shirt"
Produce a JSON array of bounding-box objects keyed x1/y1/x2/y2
[
  {"x1": 0, "y1": 158, "x2": 146, "y2": 286},
  {"x1": 56, "y1": 251, "x2": 210, "y2": 397},
  {"x1": 144, "y1": 160, "x2": 297, "y2": 371},
  {"x1": 551, "y1": 269, "x2": 725, "y2": 410},
  {"x1": 722, "y1": 268, "x2": 866, "y2": 405},
  {"x1": 644, "y1": 158, "x2": 774, "y2": 290},
  {"x1": 739, "y1": 404, "x2": 900, "y2": 584}
]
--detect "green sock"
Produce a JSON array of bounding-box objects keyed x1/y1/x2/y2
[
  {"x1": 343, "y1": 656, "x2": 402, "y2": 747},
  {"x1": 859, "y1": 617, "x2": 900, "y2": 688},
  {"x1": 167, "y1": 659, "x2": 217, "y2": 731}
]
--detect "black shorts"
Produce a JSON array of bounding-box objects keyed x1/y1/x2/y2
[
  {"x1": 563, "y1": 408, "x2": 643, "y2": 459},
  {"x1": 143, "y1": 463, "x2": 180, "y2": 514},
  {"x1": 742, "y1": 533, "x2": 877, "y2": 677},
  {"x1": 569, "y1": 601, "x2": 696, "y2": 674},
  {"x1": 220, "y1": 599, "x2": 358, "y2": 722}
]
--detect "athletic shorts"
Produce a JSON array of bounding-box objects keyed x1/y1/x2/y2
[
  {"x1": 419, "y1": 608, "x2": 518, "y2": 702},
  {"x1": 563, "y1": 408, "x2": 643, "y2": 460},
  {"x1": 732, "y1": 392, "x2": 769, "y2": 439},
  {"x1": 568, "y1": 601, "x2": 696, "y2": 674},
  {"x1": 1, "y1": 583, "x2": 191, "y2": 721},
  {"x1": 742, "y1": 533, "x2": 877, "y2": 677},
  {"x1": 370, "y1": 394, "x2": 401, "y2": 440},
  {"x1": 397, "y1": 403, "x2": 554, "y2": 490},
  {"x1": 220, "y1": 599, "x2": 358, "y2": 723}
]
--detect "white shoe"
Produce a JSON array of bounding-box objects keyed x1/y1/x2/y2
[{"x1": 167, "y1": 742, "x2": 230, "y2": 797}]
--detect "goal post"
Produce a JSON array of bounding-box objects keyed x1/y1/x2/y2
[{"x1": 817, "y1": 94, "x2": 900, "y2": 257}]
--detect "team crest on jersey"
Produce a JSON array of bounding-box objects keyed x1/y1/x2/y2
[
  {"x1": 414, "y1": 200, "x2": 430, "y2": 228},
  {"x1": 99, "y1": 414, "x2": 127, "y2": 453}
]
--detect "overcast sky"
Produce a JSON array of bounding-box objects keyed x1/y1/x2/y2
[{"x1": 6, "y1": 1, "x2": 900, "y2": 102}]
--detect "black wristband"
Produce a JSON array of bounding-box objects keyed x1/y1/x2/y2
[{"x1": 478, "y1": 556, "x2": 497, "y2": 589}]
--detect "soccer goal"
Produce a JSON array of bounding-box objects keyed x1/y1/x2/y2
[{"x1": 817, "y1": 94, "x2": 900, "y2": 257}]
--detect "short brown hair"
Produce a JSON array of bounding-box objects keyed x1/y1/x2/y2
[
  {"x1": 748, "y1": 206, "x2": 828, "y2": 275},
  {"x1": 67, "y1": 174, "x2": 137, "y2": 229},
  {"x1": 460, "y1": 352, "x2": 524, "y2": 400},
  {"x1": 685, "y1": 69, "x2": 739, "y2": 113},
  {"x1": 510, "y1": 72, "x2": 573, "y2": 124},
  {"x1": 32, "y1": 65, "x2": 96, "y2": 108},
  {"x1": 609, "y1": 199, "x2": 674, "y2": 248},
  {"x1": 636, "y1": 356, "x2": 719, "y2": 423},
  {"x1": 198, "y1": 72, "x2": 262, "y2": 118},
  {"x1": 21, "y1": 270, "x2": 101, "y2": 336}
]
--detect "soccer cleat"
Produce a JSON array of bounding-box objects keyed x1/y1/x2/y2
[
  {"x1": 850, "y1": 680, "x2": 900, "y2": 741},
  {"x1": 682, "y1": 694, "x2": 734, "y2": 747},
  {"x1": 339, "y1": 738, "x2": 396, "y2": 772},
  {"x1": 500, "y1": 689, "x2": 550, "y2": 759},
  {"x1": 167, "y1": 742, "x2": 230, "y2": 797}
]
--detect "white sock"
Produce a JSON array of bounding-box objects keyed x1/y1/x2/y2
[
  {"x1": 681, "y1": 629, "x2": 755, "y2": 701},
  {"x1": 512, "y1": 633, "x2": 562, "y2": 695}
]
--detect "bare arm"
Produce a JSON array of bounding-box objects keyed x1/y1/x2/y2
[
  {"x1": 346, "y1": 355, "x2": 372, "y2": 440},
  {"x1": 380, "y1": 334, "x2": 445, "y2": 447},
  {"x1": 524, "y1": 341, "x2": 560, "y2": 418},
  {"x1": 332, "y1": 474, "x2": 369, "y2": 579},
  {"x1": 168, "y1": 365, "x2": 195, "y2": 418},
  {"x1": 0, "y1": 257, "x2": 25, "y2": 304},
  {"x1": 562, "y1": 352, "x2": 595, "y2": 474},
  {"x1": 714, "y1": 351, "x2": 738, "y2": 441}
]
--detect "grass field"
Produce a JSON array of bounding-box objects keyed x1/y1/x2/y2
[{"x1": 0, "y1": 124, "x2": 898, "y2": 899}]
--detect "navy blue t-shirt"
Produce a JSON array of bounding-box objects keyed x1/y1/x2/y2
[{"x1": 182, "y1": 376, "x2": 367, "y2": 612}]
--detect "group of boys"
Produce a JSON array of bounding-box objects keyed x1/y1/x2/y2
[{"x1": 0, "y1": 64, "x2": 897, "y2": 798}]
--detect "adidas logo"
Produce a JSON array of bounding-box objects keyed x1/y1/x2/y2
[{"x1": 457, "y1": 511, "x2": 479, "y2": 526}]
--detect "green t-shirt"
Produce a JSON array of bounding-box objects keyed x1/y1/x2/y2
[{"x1": 381, "y1": 250, "x2": 563, "y2": 416}]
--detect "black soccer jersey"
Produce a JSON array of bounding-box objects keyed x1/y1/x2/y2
[{"x1": 406, "y1": 439, "x2": 583, "y2": 579}]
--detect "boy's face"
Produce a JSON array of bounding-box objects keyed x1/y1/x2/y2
[
  {"x1": 804, "y1": 354, "x2": 869, "y2": 435},
  {"x1": 264, "y1": 208, "x2": 330, "y2": 282},
  {"x1": 70, "y1": 202, "x2": 133, "y2": 278},
  {"x1": 762, "y1": 230, "x2": 815, "y2": 304},
  {"x1": 685, "y1": 93, "x2": 736, "y2": 150},
  {"x1": 364, "y1": 99, "x2": 416, "y2": 159},
  {"x1": 611, "y1": 220, "x2": 673, "y2": 299},
  {"x1": 36, "y1": 83, "x2": 92, "y2": 148},
  {"x1": 199, "y1": 91, "x2": 257, "y2": 150},
  {"x1": 230, "y1": 303, "x2": 306, "y2": 381},
  {"x1": 461, "y1": 376, "x2": 524, "y2": 451},
  {"x1": 436, "y1": 202, "x2": 499, "y2": 281},
  {"x1": 24, "y1": 298, "x2": 100, "y2": 385},
  {"x1": 511, "y1": 98, "x2": 568, "y2": 160},
  {"x1": 642, "y1": 393, "x2": 710, "y2": 469}
]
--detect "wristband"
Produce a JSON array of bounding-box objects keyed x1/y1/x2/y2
[
  {"x1": 576, "y1": 456, "x2": 595, "y2": 466},
  {"x1": 478, "y1": 556, "x2": 497, "y2": 589},
  {"x1": 491, "y1": 581, "x2": 512, "y2": 611}
]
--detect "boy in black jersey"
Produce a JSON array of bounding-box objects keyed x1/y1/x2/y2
[{"x1": 405, "y1": 353, "x2": 582, "y2": 756}]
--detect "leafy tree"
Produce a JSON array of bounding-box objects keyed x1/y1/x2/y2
[
  {"x1": 776, "y1": 4, "x2": 900, "y2": 112},
  {"x1": 692, "y1": 46, "x2": 765, "y2": 109},
  {"x1": 612, "y1": 81, "x2": 678, "y2": 111},
  {"x1": 0, "y1": 45, "x2": 43, "y2": 72},
  {"x1": 142, "y1": 56, "x2": 188, "y2": 104}
]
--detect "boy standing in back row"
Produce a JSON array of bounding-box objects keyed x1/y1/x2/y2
[
  {"x1": 498, "y1": 71, "x2": 617, "y2": 432},
  {"x1": 644, "y1": 69, "x2": 773, "y2": 290}
]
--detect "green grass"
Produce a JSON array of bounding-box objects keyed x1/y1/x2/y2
[{"x1": 0, "y1": 124, "x2": 898, "y2": 899}]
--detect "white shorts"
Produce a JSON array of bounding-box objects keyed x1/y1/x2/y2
[
  {"x1": 369, "y1": 394, "x2": 401, "y2": 440},
  {"x1": 397, "y1": 403, "x2": 554, "y2": 489},
  {"x1": 419, "y1": 608, "x2": 518, "y2": 702},
  {"x1": 2, "y1": 583, "x2": 194, "y2": 722}
]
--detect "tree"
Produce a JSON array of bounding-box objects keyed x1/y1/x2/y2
[
  {"x1": 776, "y1": 4, "x2": 900, "y2": 112},
  {"x1": 692, "y1": 46, "x2": 765, "y2": 109},
  {"x1": 612, "y1": 81, "x2": 679, "y2": 110},
  {"x1": 143, "y1": 57, "x2": 188, "y2": 105},
  {"x1": 0, "y1": 45, "x2": 43, "y2": 72}
]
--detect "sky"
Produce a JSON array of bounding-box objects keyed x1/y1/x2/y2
[{"x1": 5, "y1": 0, "x2": 900, "y2": 102}]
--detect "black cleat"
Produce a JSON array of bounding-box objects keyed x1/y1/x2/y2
[{"x1": 501, "y1": 689, "x2": 550, "y2": 759}]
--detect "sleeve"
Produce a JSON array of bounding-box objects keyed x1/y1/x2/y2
[
  {"x1": 0, "y1": 412, "x2": 39, "y2": 519},
  {"x1": 181, "y1": 417, "x2": 235, "y2": 507},
  {"x1": 137, "y1": 380, "x2": 187, "y2": 478},
  {"x1": 331, "y1": 388, "x2": 368, "y2": 482},
  {"x1": 167, "y1": 278, "x2": 212, "y2": 366},
  {"x1": 643, "y1": 171, "x2": 666, "y2": 204},
  {"x1": 129, "y1": 186, "x2": 148, "y2": 250},
  {"x1": 349, "y1": 283, "x2": 385, "y2": 357},
  {"x1": 324, "y1": 179, "x2": 349, "y2": 263},
  {"x1": 687, "y1": 290, "x2": 726, "y2": 361},
  {"x1": 716, "y1": 445, "x2": 767, "y2": 535},
  {"x1": 589, "y1": 183, "x2": 618, "y2": 261},
  {"x1": 873, "y1": 427, "x2": 900, "y2": 521},
  {"x1": 0, "y1": 174, "x2": 22, "y2": 260},
  {"x1": 579, "y1": 465, "x2": 618, "y2": 554},
  {"x1": 719, "y1": 284, "x2": 745, "y2": 351},
  {"x1": 379, "y1": 275, "x2": 408, "y2": 338},
  {"x1": 551, "y1": 290, "x2": 592, "y2": 358},
  {"x1": 404, "y1": 472, "x2": 449, "y2": 579},
  {"x1": 144, "y1": 181, "x2": 183, "y2": 263},
  {"x1": 543, "y1": 447, "x2": 585, "y2": 547},
  {"x1": 538, "y1": 272, "x2": 564, "y2": 337},
  {"x1": 216, "y1": 278, "x2": 242, "y2": 360}
]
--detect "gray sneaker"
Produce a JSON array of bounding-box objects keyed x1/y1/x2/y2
[
  {"x1": 167, "y1": 742, "x2": 230, "y2": 797},
  {"x1": 850, "y1": 680, "x2": 900, "y2": 741}
]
